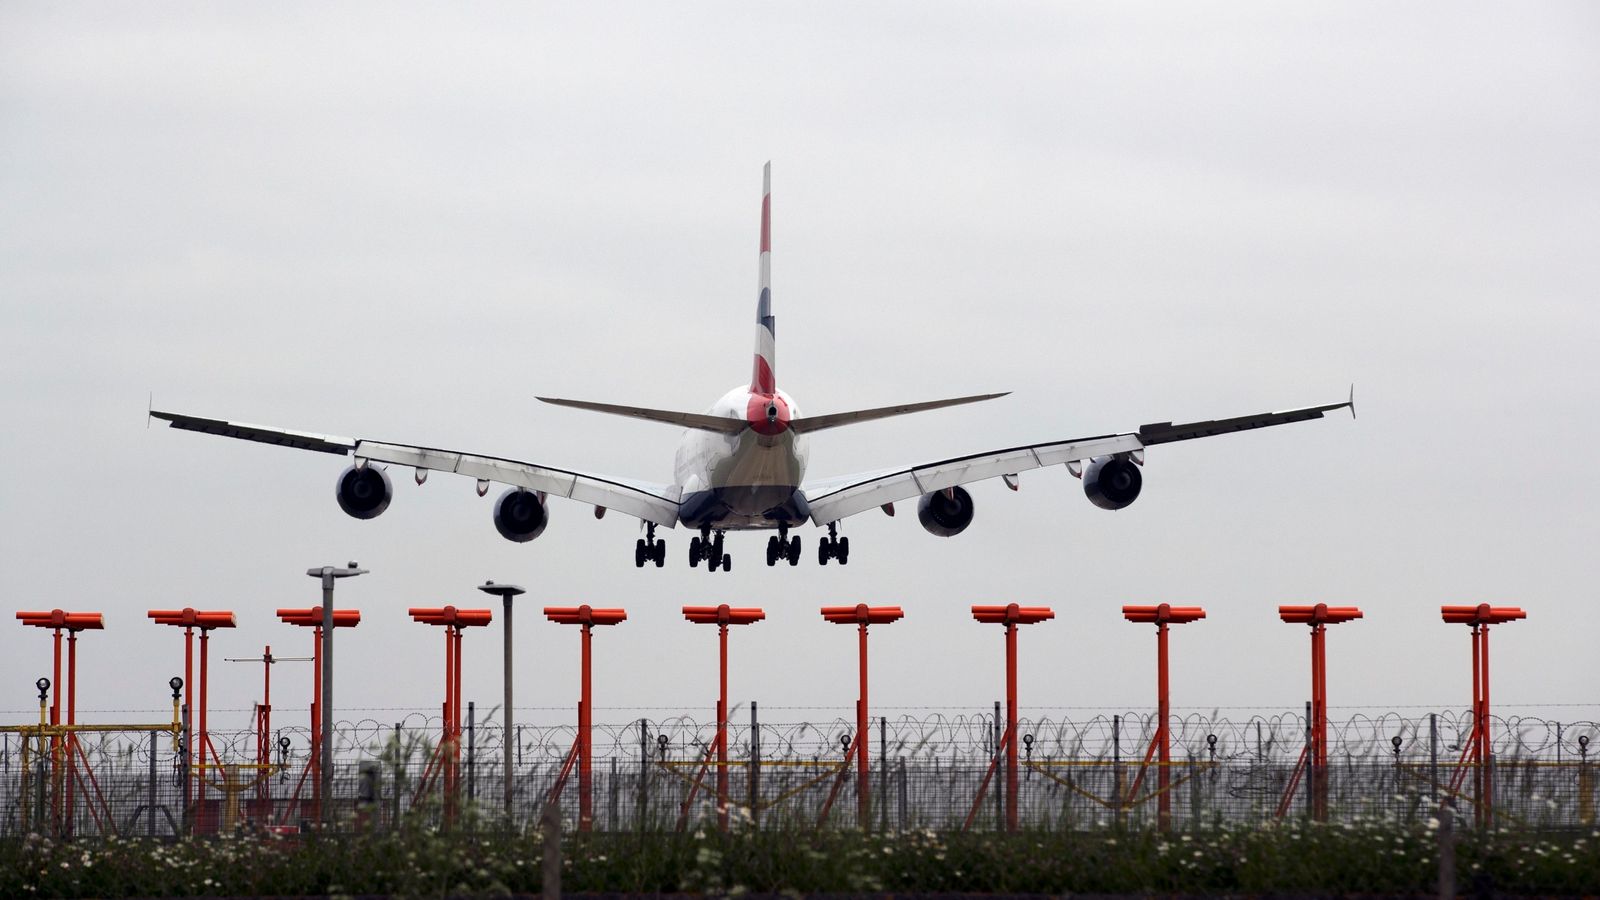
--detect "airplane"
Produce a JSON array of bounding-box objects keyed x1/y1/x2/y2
[{"x1": 152, "y1": 163, "x2": 1353, "y2": 573}]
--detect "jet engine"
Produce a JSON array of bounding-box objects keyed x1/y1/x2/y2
[
  {"x1": 1083, "y1": 455, "x2": 1142, "y2": 510},
  {"x1": 494, "y1": 488, "x2": 549, "y2": 542},
  {"x1": 336, "y1": 465, "x2": 392, "y2": 519},
  {"x1": 917, "y1": 486, "x2": 975, "y2": 537}
]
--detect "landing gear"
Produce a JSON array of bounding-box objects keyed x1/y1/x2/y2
[
  {"x1": 635, "y1": 524, "x2": 666, "y2": 568},
  {"x1": 817, "y1": 523, "x2": 850, "y2": 566},
  {"x1": 766, "y1": 526, "x2": 802, "y2": 567},
  {"x1": 692, "y1": 527, "x2": 730, "y2": 573}
]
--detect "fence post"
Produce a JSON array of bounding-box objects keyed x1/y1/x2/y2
[
  {"x1": 181, "y1": 704, "x2": 192, "y2": 835},
  {"x1": 637, "y1": 718, "x2": 648, "y2": 832},
  {"x1": 993, "y1": 700, "x2": 1002, "y2": 830},
  {"x1": 898, "y1": 756, "x2": 908, "y2": 830},
  {"x1": 1112, "y1": 715, "x2": 1123, "y2": 827},
  {"x1": 749, "y1": 702, "x2": 760, "y2": 829},
  {"x1": 392, "y1": 722, "x2": 403, "y2": 827},
  {"x1": 609, "y1": 757, "x2": 619, "y2": 831},
  {"x1": 148, "y1": 730, "x2": 158, "y2": 837},
  {"x1": 879, "y1": 716, "x2": 888, "y2": 833},
  {"x1": 1303, "y1": 701, "x2": 1313, "y2": 819},
  {"x1": 1437, "y1": 799, "x2": 1455, "y2": 900},
  {"x1": 541, "y1": 798, "x2": 561, "y2": 900},
  {"x1": 467, "y1": 701, "x2": 476, "y2": 806},
  {"x1": 1429, "y1": 713, "x2": 1439, "y2": 807}
]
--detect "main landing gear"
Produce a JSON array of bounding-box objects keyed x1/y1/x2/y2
[
  {"x1": 817, "y1": 522, "x2": 850, "y2": 566},
  {"x1": 634, "y1": 523, "x2": 666, "y2": 568},
  {"x1": 766, "y1": 526, "x2": 801, "y2": 567},
  {"x1": 689, "y1": 527, "x2": 732, "y2": 573}
]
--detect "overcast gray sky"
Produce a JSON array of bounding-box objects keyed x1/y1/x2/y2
[{"x1": 2, "y1": 3, "x2": 1596, "y2": 739}]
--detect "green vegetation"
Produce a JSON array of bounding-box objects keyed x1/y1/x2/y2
[{"x1": 3, "y1": 818, "x2": 1597, "y2": 897}]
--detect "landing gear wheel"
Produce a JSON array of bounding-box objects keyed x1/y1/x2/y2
[
  {"x1": 721, "y1": 553, "x2": 732, "y2": 572},
  {"x1": 837, "y1": 536, "x2": 850, "y2": 565},
  {"x1": 654, "y1": 539, "x2": 666, "y2": 567},
  {"x1": 708, "y1": 551, "x2": 721, "y2": 572},
  {"x1": 689, "y1": 536, "x2": 702, "y2": 567},
  {"x1": 766, "y1": 535, "x2": 779, "y2": 567},
  {"x1": 818, "y1": 541, "x2": 830, "y2": 565},
  {"x1": 634, "y1": 538, "x2": 646, "y2": 568},
  {"x1": 787, "y1": 535, "x2": 801, "y2": 566}
]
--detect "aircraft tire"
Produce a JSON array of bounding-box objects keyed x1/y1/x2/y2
[
  {"x1": 654, "y1": 540, "x2": 666, "y2": 567},
  {"x1": 634, "y1": 539, "x2": 646, "y2": 568},
  {"x1": 722, "y1": 553, "x2": 732, "y2": 572},
  {"x1": 838, "y1": 537, "x2": 850, "y2": 565}
]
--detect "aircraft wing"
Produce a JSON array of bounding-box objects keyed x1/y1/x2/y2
[
  {"x1": 150, "y1": 410, "x2": 682, "y2": 527},
  {"x1": 803, "y1": 395, "x2": 1353, "y2": 525}
]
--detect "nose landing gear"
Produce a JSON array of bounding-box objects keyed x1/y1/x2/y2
[
  {"x1": 817, "y1": 522, "x2": 850, "y2": 565},
  {"x1": 634, "y1": 523, "x2": 667, "y2": 568}
]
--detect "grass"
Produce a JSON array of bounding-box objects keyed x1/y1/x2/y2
[{"x1": 2, "y1": 817, "x2": 1598, "y2": 897}]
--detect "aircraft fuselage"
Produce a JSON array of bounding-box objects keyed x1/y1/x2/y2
[{"x1": 674, "y1": 385, "x2": 810, "y2": 530}]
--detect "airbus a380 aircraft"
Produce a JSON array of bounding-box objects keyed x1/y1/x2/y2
[{"x1": 153, "y1": 164, "x2": 1352, "y2": 573}]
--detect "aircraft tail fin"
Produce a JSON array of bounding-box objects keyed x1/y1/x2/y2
[{"x1": 751, "y1": 162, "x2": 776, "y2": 394}]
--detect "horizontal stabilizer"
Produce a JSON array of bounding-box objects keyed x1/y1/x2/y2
[
  {"x1": 537, "y1": 397, "x2": 746, "y2": 434},
  {"x1": 789, "y1": 393, "x2": 1009, "y2": 434}
]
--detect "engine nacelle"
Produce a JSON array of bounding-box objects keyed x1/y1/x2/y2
[
  {"x1": 1083, "y1": 455, "x2": 1142, "y2": 510},
  {"x1": 336, "y1": 465, "x2": 392, "y2": 520},
  {"x1": 917, "y1": 486, "x2": 975, "y2": 537},
  {"x1": 493, "y1": 488, "x2": 549, "y2": 542}
]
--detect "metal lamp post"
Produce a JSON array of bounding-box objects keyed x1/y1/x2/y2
[
  {"x1": 306, "y1": 561, "x2": 367, "y2": 827},
  {"x1": 478, "y1": 580, "x2": 525, "y2": 823}
]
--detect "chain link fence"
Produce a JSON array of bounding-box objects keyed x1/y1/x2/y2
[{"x1": 3, "y1": 708, "x2": 1595, "y2": 836}]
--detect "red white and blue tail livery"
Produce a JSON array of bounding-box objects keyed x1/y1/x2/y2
[{"x1": 152, "y1": 165, "x2": 1353, "y2": 572}]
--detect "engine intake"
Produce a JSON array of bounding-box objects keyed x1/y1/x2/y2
[
  {"x1": 494, "y1": 488, "x2": 549, "y2": 542},
  {"x1": 917, "y1": 486, "x2": 975, "y2": 537},
  {"x1": 336, "y1": 465, "x2": 392, "y2": 520},
  {"x1": 1083, "y1": 455, "x2": 1142, "y2": 510}
]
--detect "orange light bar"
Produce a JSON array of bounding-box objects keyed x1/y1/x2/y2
[
  {"x1": 683, "y1": 605, "x2": 766, "y2": 625},
  {"x1": 821, "y1": 604, "x2": 905, "y2": 625},
  {"x1": 409, "y1": 606, "x2": 494, "y2": 628},
  {"x1": 544, "y1": 605, "x2": 628, "y2": 626},
  {"x1": 971, "y1": 604, "x2": 1055, "y2": 625},
  {"x1": 276, "y1": 608, "x2": 362, "y2": 628},
  {"x1": 1279, "y1": 604, "x2": 1363, "y2": 625},
  {"x1": 1121, "y1": 603, "x2": 1206, "y2": 624},
  {"x1": 17, "y1": 610, "x2": 105, "y2": 630},
  {"x1": 147, "y1": 608, "x2": 237, "y2": 629},
  {"x1": 1441, "y1": 604, "x2": 1526, "y2": 625}
]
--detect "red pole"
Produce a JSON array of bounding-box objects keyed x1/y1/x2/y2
[
  {"x1": 1156, "y1": 620, "x2": 1171, "y2": 829},
  {"x1": 446, "y1": 624, "x2": 458, "y2": 815},
  {"x1": 684, "y1": 605, "x2": 763, "y2": 831},
  {"x1": 66, "y1": 630, "x2": 77, "y2": 835},
  {"x1": 1312, "y1": 623, "x2": 1324, "y2": 819},
  {"x1": 1006, "y1": 619, "x2": 1021, "y2": 832},
  {"x1": 580, "y1": 622, "x2": 593, "y2": 830},
  {"x1": 718, "y1": 622, "x2": 730, "y2": 831},
  {"x1": 857, "y1": 620, "x2": 870, "y2": 827},
  {"x1": 455, "y1": 625, "x2": 465, "y2": 794},
  {"x1": 1480, "y1": 623, "x2": 1492, "y2": 828},
  {"x1": 52, "y1": 628, "x2": 62, "y2": 728},
  {"x1": 184, "y1": 626, "x2": 194, "y2": 776},
  {"x1": 199, "y1": 628, "x2": 210, "y2": 817},
  {"x1": 1279, "y1": 605, "x2": 1362, "y2": 822}
]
